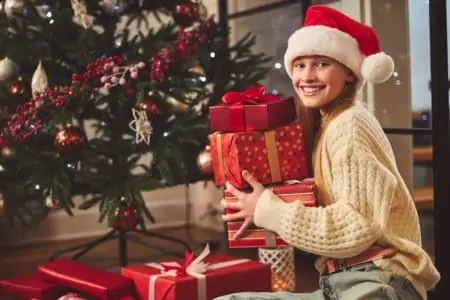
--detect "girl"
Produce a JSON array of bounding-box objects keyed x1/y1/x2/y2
[{"x1": 216, "y1": 5, "x2": 439, "y2": 300}]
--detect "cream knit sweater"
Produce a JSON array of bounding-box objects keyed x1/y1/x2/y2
[{"x1": 254, "y1": 102, "x2": 440, "y2": 300}]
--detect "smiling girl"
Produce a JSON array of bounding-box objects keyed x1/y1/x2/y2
[{"x1": 215, "y1": 5, "x2": 440, "y2": 300}]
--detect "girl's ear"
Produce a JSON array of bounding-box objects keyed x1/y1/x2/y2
[{"x1": 346, "y1": 70, "x2": 356, "y2": 83}]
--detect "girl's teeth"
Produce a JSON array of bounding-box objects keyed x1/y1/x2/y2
[{"x1": 302, "y1": 87, "x2": 321, "y2": 93}]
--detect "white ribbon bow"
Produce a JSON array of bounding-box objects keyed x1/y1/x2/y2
[{"x1": 147, "y1": 244, "x2": 249, "y2": 300}]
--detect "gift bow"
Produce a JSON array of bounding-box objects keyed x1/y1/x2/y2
[
  {"x1": 221, "y1": 85, "x2": 277, "y2": 105},
  {"x1": 221, "y1": 86, "x2": 279, "y2": 132},
  {"x1": 147, "y1": 244, "x2": 249, "y2": 300}
]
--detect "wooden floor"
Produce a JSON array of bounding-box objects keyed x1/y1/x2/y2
[{"x1": 0, "y1": 226, "x2": 321, "y2": 293}]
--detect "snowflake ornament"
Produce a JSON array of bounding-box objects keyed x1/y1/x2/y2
[{"x1": 129, "y1": 108, "x2": 152, "y2": 145}]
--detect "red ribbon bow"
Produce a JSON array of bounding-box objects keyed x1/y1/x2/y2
[
  {"x1": 221, "y1": 86, "x2": 278, "y2": 132},
  {"x1": 221, "y1": 85, "x2": 277, "y2": 105}
]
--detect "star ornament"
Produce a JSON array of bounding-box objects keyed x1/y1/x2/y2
[{"x1": 129, "y1": 108, "x2": 153, "y2": 145}]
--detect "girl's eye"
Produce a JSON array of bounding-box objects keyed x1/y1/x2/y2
[
  {"x1": 293, "y1": 62, "x2": 305, "y2": 69},
  {"x1": 316, "y1": 61, "x2": 330, "y2": 68}
]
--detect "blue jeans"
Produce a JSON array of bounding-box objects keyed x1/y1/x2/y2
[{"x1": 214, "y1": 262, "x2": 422, "y2": 300}]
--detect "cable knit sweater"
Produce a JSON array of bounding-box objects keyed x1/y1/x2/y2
[{"x1": 254, "y1": 102, "x2": 440, "y2": 300}]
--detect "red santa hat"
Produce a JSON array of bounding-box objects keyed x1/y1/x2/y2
[{"x1": 284, "y1": 5, "x2": 394, "y2": 84}]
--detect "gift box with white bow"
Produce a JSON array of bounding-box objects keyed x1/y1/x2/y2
[{"x1": 121, "y1": 244, "x2": 271, "y2": 300}]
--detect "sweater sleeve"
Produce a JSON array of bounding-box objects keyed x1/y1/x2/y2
[{"x1": 254, "y1": 132, "x2": 398, "y2": 259}]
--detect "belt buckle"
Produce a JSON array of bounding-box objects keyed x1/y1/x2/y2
[{"x1": 334, "y1": 258, "x2": 347, "y2": 272}]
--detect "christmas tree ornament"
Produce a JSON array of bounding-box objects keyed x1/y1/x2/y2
[
  {"x1": 100, "y1": 0, "x2": 128, "y2": 16},
  {"x1": 3, "y1": 0, "x2": 25, "y2": 19},
  {"x1": 196, "y1": 145, "x2": 213, "y2": 174},
  {"x1": 54, "y1": 125, "x2": 87, "y2": 156},
  {"x1": 0, "y1": 197, "x2": 4, "y2": 217},
  {"x1": 113, "y1": 205, "x2": 139, "y2": 231},
  {"x1": 31, "y1": 61, "x2": 48, "y2": 96},
  {"x1": 167, "y1": 96, "x2": 189, "y2": 114},
  {"x1": 173, "y1": 1, "x2": 199, "y2": 27},
  {"x1": 189, "y1": 64, "x2": 205, "y2": 76},
  {"x1": 129, "y1": 108, "x2": 152, "y2": 145},
  {"x1": 71, "y1": 0, "x2": 92, "y2": 29},
  {"x1": 45, "y1": 195, "x2": 61, "y2": 209},
  {"x1": 8, "y1": 82, "x2": 22, "y2": 95},
  {"x1": 0, "y1": 57, "x2": 19, "y2": 82},
  {"x1": 1, "y1": 146, "x2": 15, "y2": 157},
  {"x1": 139, "y1": 97, "x2": 159, "y2": 118}
]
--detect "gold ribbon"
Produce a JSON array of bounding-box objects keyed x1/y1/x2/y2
[
  {"x1": 215, "y1": 134, "x2": 226, "y2": 183},
  {"x1": 264, "y1": 130, "x2": 281, "y2": 182}
]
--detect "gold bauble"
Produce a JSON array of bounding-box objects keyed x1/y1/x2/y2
[
  {"x1": 167, "y1": 97, "x2": 189, "y2": 114},
  {"x1": 1, "y1": 147, "x2": 15, "y2": 157},
  {"x1": 196, "y1": 145, "x2": 213, "y2": 174},
  {"x1": 189, "y1": 64, "x2": 205, "y2": 76},
  {"x1": 0, "y1": 197, "x2": 4, "y2": 217}
]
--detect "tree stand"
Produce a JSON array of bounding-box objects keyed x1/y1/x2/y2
[{"x1": 49, "y1": 228, "x2": 191, "y2": 266}]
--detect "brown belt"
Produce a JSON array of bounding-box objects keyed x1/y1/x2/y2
[{"x1": 325, "y1": 246, "x2": 396, "y2": 274}]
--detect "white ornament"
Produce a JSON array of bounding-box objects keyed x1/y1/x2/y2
[
  {"x1": 129, "y1": 108, "x2": 152, "y2": 145},
  {"x1": 31, "y1": 61, "x2": 48, "y2": 96},
  {"x1": 4, "y1": 0, "x2": 25, "y2": 18},
  {"x1": 70, "y1": 0, "x2": 92, "y2": 29},
  {"x1": 0, "y1": 57, "x2": 19, "y2": 82}
]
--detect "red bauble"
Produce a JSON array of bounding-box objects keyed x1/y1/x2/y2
[
  {"x1": 54, "y1": 126, "x2": 87, "y2": 156},
  {"x1": 139, "y1": 98, "x2": 159, "y2": 118},
  {"x1": 173, "y1": 2, "x2": 199, "y2": 27},
  {"x1": 9, "y1": 83, "x2": 22, "y2": 95},
  {"x1": 113, "y1": 207, "x2": 139, "y2": 231}
]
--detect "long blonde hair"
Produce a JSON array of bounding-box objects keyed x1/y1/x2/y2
[{"x1": 298, "y1": 82, "x2": 357, "y2": 206}]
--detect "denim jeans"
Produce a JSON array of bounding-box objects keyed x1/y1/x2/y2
[{"x1": 213, "y1": 262, "x2": 422, "y2": 300}]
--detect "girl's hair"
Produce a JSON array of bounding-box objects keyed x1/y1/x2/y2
[{"x1": 298, "y1": 79, "x2": 357, "y2": 206}]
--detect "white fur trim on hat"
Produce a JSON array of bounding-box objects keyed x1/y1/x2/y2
[
  {"x1": 284, "y1": 25, "x2": 394, "y2": 84},
  {"x1": 284, "y1": 25, "x2": 363, "y2": 80}
]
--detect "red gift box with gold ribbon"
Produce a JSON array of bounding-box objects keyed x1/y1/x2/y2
[
  {"x1": 225, "y1": 180, "x2": 317, "y2": 248},
  {"x1": 121, "y1": 245, "x2": 271, "y2": 300},
  {"x1": 0, "y1": 273, "x2": 68, "y2": 300},
  {"x1": 209, "y1": 124, "x2": 309, "y2": 189},
  {"x1": 209, "y1": 86, "x2": 296, "y2": 132}
]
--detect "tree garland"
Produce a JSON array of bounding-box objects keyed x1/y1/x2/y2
[{"x1": 0, "y1": 19, "x2": 217, "y2": 147}]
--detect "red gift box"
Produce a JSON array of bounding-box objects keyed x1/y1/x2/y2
[
  {"x1": 121, "y1": 245, "x2": 271, "y2": 300},
  {"x1": 38, "y1": 258, "x2": 134, "y2": 300},
  {"x1": 209, "y1": 123, "x2": 309, "y2": 189},
  {"x1": 0, "y1": 273, "x2": 67, "y2": 300},
  {"x1": 209, "y1": 86, "x2": 296, "y2": 132},
  {"x1": 225, "y1": 180, "x2": 317, "y2": 248}
]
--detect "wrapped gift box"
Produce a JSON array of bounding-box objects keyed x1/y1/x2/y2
[
  {"x1": 225, "y1": 180, "x2": 317, "y2": 248},
  {"x1": 0, "y1": 273, "x2": 67, "y2": 300},
  {"x1": 121, "y1": 247, "x2": 271, "y2": 300},
  {"x1": 38, "y1": 258, "x2": 134, "y2": 300},
  {"x1": 209, "y1": 86, "x2": 296, "y2": 132},
  {"x1": 209, "y1": 124, "x2": 308, "y2": 189}
]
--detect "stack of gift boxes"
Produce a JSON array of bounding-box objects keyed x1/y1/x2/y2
[{"x1": 208, "y1": 85, "x2": 318, "y2": 248}]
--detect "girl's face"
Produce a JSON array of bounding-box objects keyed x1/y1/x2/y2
[{"x1": 291, "y1": 56, "x2": 355, "y2": 110}]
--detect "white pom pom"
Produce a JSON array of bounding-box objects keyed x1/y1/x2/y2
[{"x1": 361, "y1": 52, "x2": 395, "y2": 84}]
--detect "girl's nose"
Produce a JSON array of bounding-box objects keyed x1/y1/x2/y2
[{"x1": 300, "y1": 66, "x2": 316, "y2": 83}]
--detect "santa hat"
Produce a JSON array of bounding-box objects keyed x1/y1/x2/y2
[{"x1": 284, "y1": 5, "x2": 394, "y2": 84}]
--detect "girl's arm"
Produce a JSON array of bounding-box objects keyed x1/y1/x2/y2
[{"x1": 254, "y1": 142, "x2": 397, "y2": 259}]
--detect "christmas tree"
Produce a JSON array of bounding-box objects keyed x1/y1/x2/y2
[{"x1": 0, "y1": 0, "x2": 270, "y2": 230}]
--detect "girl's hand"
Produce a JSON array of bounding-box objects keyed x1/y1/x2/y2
[{"x1": 221, "y1": 170, "x2": 265, "y2": 240}]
